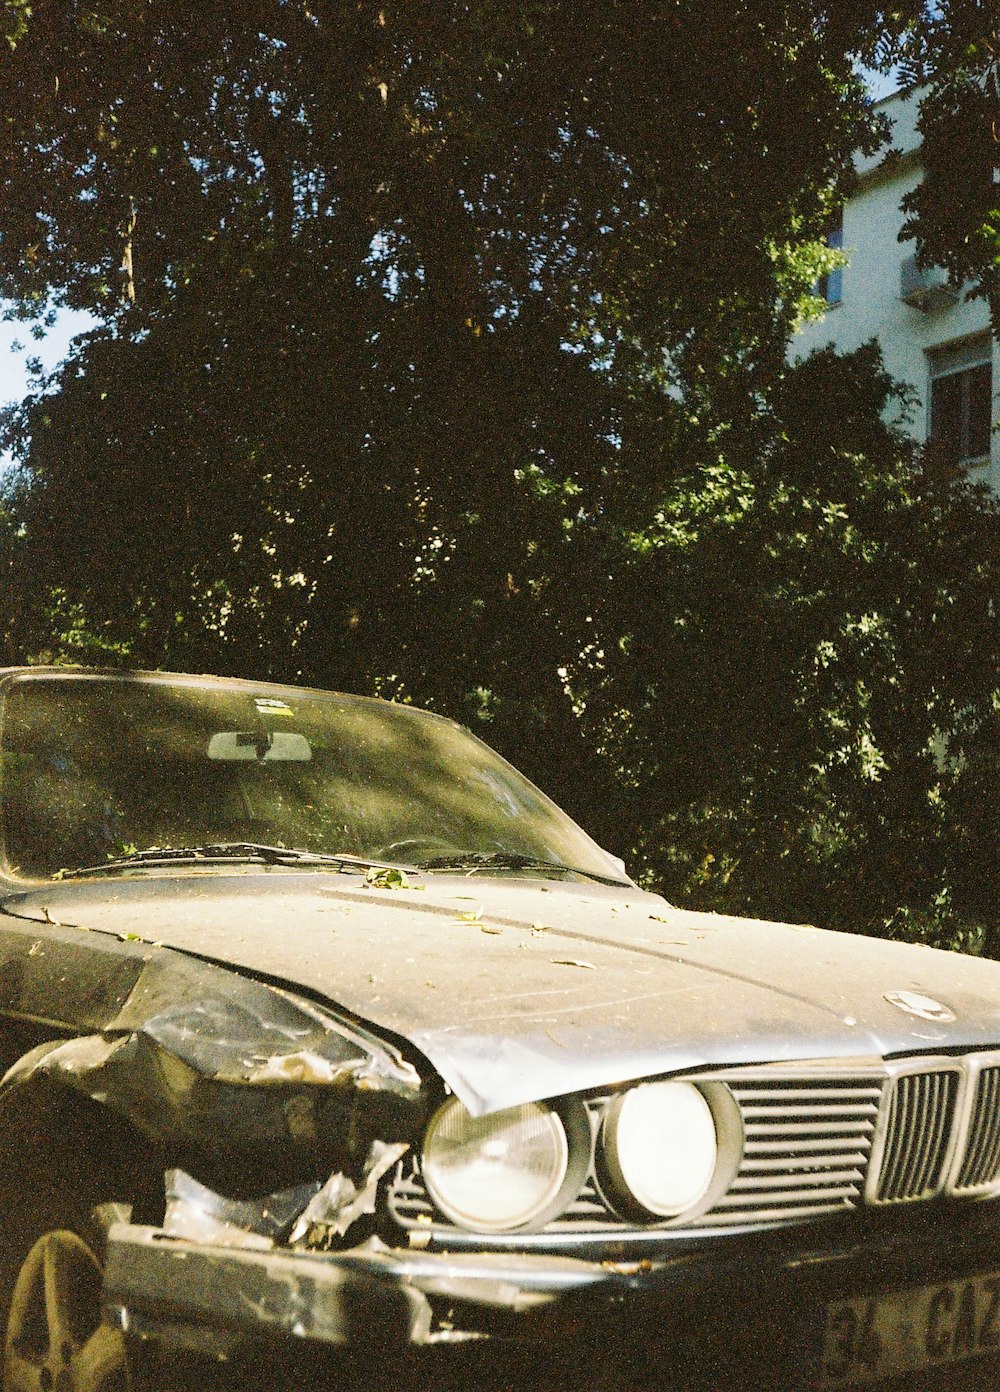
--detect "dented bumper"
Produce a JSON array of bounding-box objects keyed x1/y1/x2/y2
[
  {"x1": 104, "y1": 1224, "x2": 434, "y2": 1356},
  {"x1": 104, "y1": 1209, "x2": 1000, "y2": 1359},
  {"x1": 102, "y1": 1213, "x2": 1000, "y2": 1392},
  {"x1": 102, "y1": 1222, "x2": 618, "y2": 1358}
]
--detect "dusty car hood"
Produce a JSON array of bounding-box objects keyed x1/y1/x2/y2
[{"x1": 5, "y1": 872, "x2": 1000, "y2": 1114}]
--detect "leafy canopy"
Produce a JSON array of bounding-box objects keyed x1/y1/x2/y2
[{"x1": 0, "y1": 1, "x2": 996, "y2": 947}]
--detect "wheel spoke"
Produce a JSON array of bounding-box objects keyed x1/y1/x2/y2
[
  {"x1": 5, "y1": 1233, "x2": 49, "y2": 1392},
  {"x1": 73, "y1": 1322, "x2": 129, "y2": 1392},
  {"x1": 2, "y1": 1344, "x2": 47, "y2": 1392},
  {"x1": 41, "y1": 1234, "x2": 80, "y2": 1359}
]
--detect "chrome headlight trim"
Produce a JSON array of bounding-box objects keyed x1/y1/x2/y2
[
  {"x1": 599, "y1": 1079, "x2": 742, "y2": 1222},
  {"x1": 422, "y1": 1097, "x2": 587, "y2": 1233}
]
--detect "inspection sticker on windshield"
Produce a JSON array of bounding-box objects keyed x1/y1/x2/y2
[
  {"x1": 254, "y1": 698, "x2": 294, "y2": 716},
  {"x1": 818, "y1": 1271, "x2": 1000, "y2": 1386}
]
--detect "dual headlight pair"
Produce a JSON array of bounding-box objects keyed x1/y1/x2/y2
[{"x1": 421, "y1": 1080, "x2": 727, "y2": 1233}]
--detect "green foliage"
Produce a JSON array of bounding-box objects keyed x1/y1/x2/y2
[
  {"x1": 0, "y1": 1, "x2": 995, "y2": 953},
  {"x1": 889, "y1": 3, "x2": 1000, "y2": 324},
  {"x1": 2, "y1": 1, "x2": 31, "y2": 52}
]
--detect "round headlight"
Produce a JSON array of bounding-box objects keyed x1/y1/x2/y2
[
  {"x1": 422, "y1": 1098, "x2": 569, "y2": 1232},
  {"x1": 602, "y1": 1080, "x2": 718, "y2": 1218}
]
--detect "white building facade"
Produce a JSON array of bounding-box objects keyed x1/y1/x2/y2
[{"x1": 794, "y1": 87, "x2": 999, "y2": 495}]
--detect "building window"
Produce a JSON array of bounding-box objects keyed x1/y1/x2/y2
[
  {"x1": 817, "y1": 213, "x2": 843, "y2": 306},
  {"x1": 928, "y1": 335, "x2": 994, "y2": 468}
]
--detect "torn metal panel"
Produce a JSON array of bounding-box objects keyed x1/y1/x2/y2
[
  {"x1": 0, "y1": 904, "x2": 420, "y2": 1110},
  {"x1": 290, "y1": 1141, "x2": 409, "y2": 1245},
  {"x1": 123, "y1": 989, "x2": 420, "y2": 1096},
  {"x1": 0, "y1": 964, "x2": 426, "y2": 1193},
  {"x1": 160, "y1": 1138, "x2": 410, "y2": 1257},
  {"x1": 2, "y1": 1030, "x2": 338, "y2": 1189},
  {"x1": 164, "y1": 1169, "x2": 321, "y2": 1249}
]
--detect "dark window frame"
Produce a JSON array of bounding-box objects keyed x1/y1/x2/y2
[{"x1": 928, "y1": 338, "x2": 994, "y2": 468}]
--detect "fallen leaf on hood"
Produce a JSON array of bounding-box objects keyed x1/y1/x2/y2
[
  {"x1": 550, "y1": 957, "x2": 597, "y2": 970},
  {"x1": 364, "y1": 866, "x2": 420, "y2": 890},
  {"x1": 480, "y1": 924, "x2": 502, "y2": 935}
]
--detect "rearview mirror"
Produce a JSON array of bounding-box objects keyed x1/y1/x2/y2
[{"x1": 207, "y1": 731, "x2": 312, "y2": 762}]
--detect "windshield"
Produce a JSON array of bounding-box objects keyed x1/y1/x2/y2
[{"x1": 0, "y1": 674, "x2": 624, "y2": 883}]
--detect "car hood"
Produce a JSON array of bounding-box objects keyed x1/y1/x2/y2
[{"x1": 5, "y1": 872, "x2": 1000, "y2": 1114}]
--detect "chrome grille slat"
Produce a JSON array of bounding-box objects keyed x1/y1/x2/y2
[
  {"x1": 738, "y1": 1152, "x2": 870, "y2": 1172},
  {"x1": 892, "y1": 1073, "x2": 914, "y2": 1196},
  {"x1": 713, "y1": 1184, "x2": 861, "y2": 1206},
  {"x1": 874, "y1": 1069, "x2": 959, "y2": 1203},
  {"x1": 743, "y1": 1103, "x2": 880, "y2": 1116},
  {"x1": 746, "y1": 1137, "x2": 873, "y2": 1154},
  {"x1": 981, "y1": 1069, "x2": 1000, "y2": 1181},
  {"x1": 881, "y1": 1074, "x2": 909, "y2": 1198},
  {"x1": 929, "y1": 1074, "x2": 953, "y2": 1183},
  {"x1": 916, "y1": 1072, "x2": 944, "y2": 1193},
  {"x1": 744, "y1": 1120, "x2": 875, "y2": 1136},
  {"x1": 960, "y1": 1070, "x2": 992, "y2": 1186},
  {"x1": 692, "y1": 1077, "x2": 882, "y2": 1225},
  {"x1": 927, "y1": 1074, "x2": 947, "y2": 1180},
  {"x1": 730, "y1": 1169, "x2": 865, "y2": 1190},
  {"x1": 695, "y1": 1201, "x2": 850, "y2": 1226},
  {"x1": 957, "y1": 1066, "x2": 1000, "y2": 1192},
  {"x1": 900, "y1": 1071, "x2": 924, "y2": 1196}
]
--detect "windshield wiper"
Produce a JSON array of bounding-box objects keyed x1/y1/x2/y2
[
  {"x1": 414, "y1": 851, "x2": 629, "y2": 887},
  {"x1": 56, "y1": 844, "x2": 415, "y2": 880}
]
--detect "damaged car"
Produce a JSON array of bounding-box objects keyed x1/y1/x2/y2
[{"x1": 1, "y1": 666, "x2": 1000, "y2": 1391}]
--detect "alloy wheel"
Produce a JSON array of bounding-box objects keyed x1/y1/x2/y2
[{"x1": 3, "y1": 1229, "x2": 129, "y2": 1392}]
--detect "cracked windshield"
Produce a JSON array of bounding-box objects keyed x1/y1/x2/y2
[{"x1": 0, "y1": 674, "x2": 617, "y2": 882}]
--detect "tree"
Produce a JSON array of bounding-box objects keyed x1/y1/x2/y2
[
  {"x1": 890, "y1": 2, "x2": 1000, "y2": 327},
  {"x1": 0, "y1": 1, "x2": 996, "y2": 947},
  {"x1": 569, "y1": 344, "x2": 997, "y2": 943},
  {"x1": 0, "y1": 0, "x2": 887, "y2": 679}
]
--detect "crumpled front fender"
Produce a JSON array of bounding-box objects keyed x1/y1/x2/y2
[{"x1": 0, "y1": 945, "x2": 427, "y2": 1194}]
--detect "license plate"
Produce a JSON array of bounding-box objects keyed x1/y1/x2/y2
[{"x1": 818, "y1": 1271, "x2": 1000, "y2": 1387}]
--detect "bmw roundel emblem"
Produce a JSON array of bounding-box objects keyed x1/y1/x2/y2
[{"x1": 883, "y1": 990, "x2": 956, "y2": 1023}]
